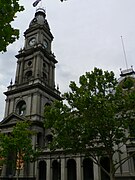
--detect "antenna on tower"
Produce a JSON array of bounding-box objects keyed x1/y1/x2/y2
[{"x1": 120, "y1": 36, "x2": 128, "y2": 69}]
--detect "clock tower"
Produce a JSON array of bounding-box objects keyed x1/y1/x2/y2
[
  {"x1": 0, "y1": 8, "x2": 61, "y2": 179},
  {"x1": 3, "y1": 7, "x2": 60, "y2": 120}
]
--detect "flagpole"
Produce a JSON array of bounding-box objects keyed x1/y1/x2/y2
[
  {"x1": 40, "y1": 0, "x2": 42, "y2": 7},
  {"x1": 33, "y1": 0, "x2": 42, "y2": 7},
  {"x1": 120, "y1": 36, "x2": 128, "y2": 69}
]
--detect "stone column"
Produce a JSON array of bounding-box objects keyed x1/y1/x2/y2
[
  {"x1": 61, "y1": 157, "x2": 66, "y2": 180},
  {"x1": 46, "y1": 158, "x2": 51, "y2": 180},
  {"x1": 15, "y1": 62, "x2": 20, "y2": 83},
  {"x1": 76, "y1": 157, "x2": 82, "y2": 180},
  {"x1": 29, "y1": 162, "x2": 34, "y2": 177},
  {"x1": 93, "y1": 162, "x2": 100, "y2": 180},
  {"x1": 18, "y1": 60, "x2": 24, "y2": 84},
  {"x1": 121, "y1": 145, "x2": 130, "y2": 173},
  {"x1": 4, "y1": 99, "x2": 10, "y2": 117},
  {"x1": 1, "y1": 164, "x2": 6, "y2": 177}
]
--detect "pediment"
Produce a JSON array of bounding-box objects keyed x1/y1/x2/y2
[{"x1": 0, "y1": 113, "x2": 26, "y2": 128}]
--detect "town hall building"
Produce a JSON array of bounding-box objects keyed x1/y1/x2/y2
[{"x1": 0, "y1": 7, "x2": 135, "y2": 180}]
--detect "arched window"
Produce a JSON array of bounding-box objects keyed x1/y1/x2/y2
[
  {"x1": 52, "y1": 160, "x2": 61, "y2": 180},
  {"x1": 67, "y1": 159, "x2": 76, "y2": 180},
  {"x1": 39, "y1": 161, "x2": 46, "y2": 180},
  {"x1": 25, "y1": 70, "x2": 32, "y2": 81},
  {"x1": 43, "y1": 72, "x2": 47, "y2": 82},
  {"x1": 83, "y1": 158, "x2": 94, "y2": 180},
  {"x1": 16, "y1": 101, "x2": 26, "y2": 116},
  {"x1": 46, "y1": 134, "x2": 53, "y2": 144},
  {"x1": 37, "y1": 132, "x2": 43, "y2": 147},
  {"x1": 45, "y1": 102, "x2": 51, "y2": 106},
  {"x1": 28, "y1": 61, "x2": 32, "y2": 66},
  {"x1": 100, "y1": 157, "x2": 110, "y2": 180},
  {"x1": 43, "y1": 62, "x2": 46, "y2": 68}
]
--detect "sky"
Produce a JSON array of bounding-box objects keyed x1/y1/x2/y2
[{"x1": 0, "y1": 0, "x2": 135, "y2": 120}]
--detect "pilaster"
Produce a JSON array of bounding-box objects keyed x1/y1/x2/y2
[
  {"x1": 47, "y1": 159, "x2": 51, "y2": 180},
  {"x1": 76, "y1": 157, "x2": 82, "y2": 180}
]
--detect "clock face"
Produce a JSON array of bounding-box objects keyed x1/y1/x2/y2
[
  {"x1": 43, "y1": 40, "x2": 48, "y2": 49},
  {"x1": 29, "y1": 37, "x2": 36, "y2": 46}
]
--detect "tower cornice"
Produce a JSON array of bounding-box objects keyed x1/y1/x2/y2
[
  {"x1": 4, "y1": 81, "x2": 61, "y2": 100},
  {"x1": 16, "y1": 46, "x2": 57, "y2": 64}
]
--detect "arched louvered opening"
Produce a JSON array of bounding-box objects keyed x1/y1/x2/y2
[
  {"x1": 67, "y1": 159, "x2": 76, "y2": 180},
  {"x1": 25, "y1": 70, "x2": 32, "y2": 81},
  {"x1": 83, "y1": 158, "x2": 94, "y2": 180}
]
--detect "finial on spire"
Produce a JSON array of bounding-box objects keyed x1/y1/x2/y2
[
  {"x1": 10, "y1": 79, "x2": 13, "y2": 86},
  {"x1": 57, "y1": 84, "x2": 59, "y2": 91}
]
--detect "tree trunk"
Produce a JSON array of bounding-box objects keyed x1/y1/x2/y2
[
  {"x1": 16, "y1": 152, "x2": 21, "y2": 180},
  {"x1": 16, "y1": 168, "x2": 20, "y2": 180},
  {"x1": 110, "y1": 173, "x2": 115, "y2": 180},
  {"x1": 110, "y1": 156, "x2": 115, "y2": 180}
]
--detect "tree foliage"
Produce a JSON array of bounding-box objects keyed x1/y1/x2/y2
[
  {"x1": 0, "y1": 0, "x2": 24, "y2": 52},
  {"x1": 0, "y1": 121, "x2": 38, "y2": 171},
  {"x1": 44, "y1": 67, "x2": 135, "y2": 180}
]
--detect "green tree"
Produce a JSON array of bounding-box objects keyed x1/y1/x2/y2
[
  {"x1": 0, "y1": 121, "x2": 38, "y2": 179},
  {"x1": 44, "y1": 67, "x2": 135, "y2": 180},
  {"x1": 0, "y1": 0, "x2": 24, "y2": 52}
]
